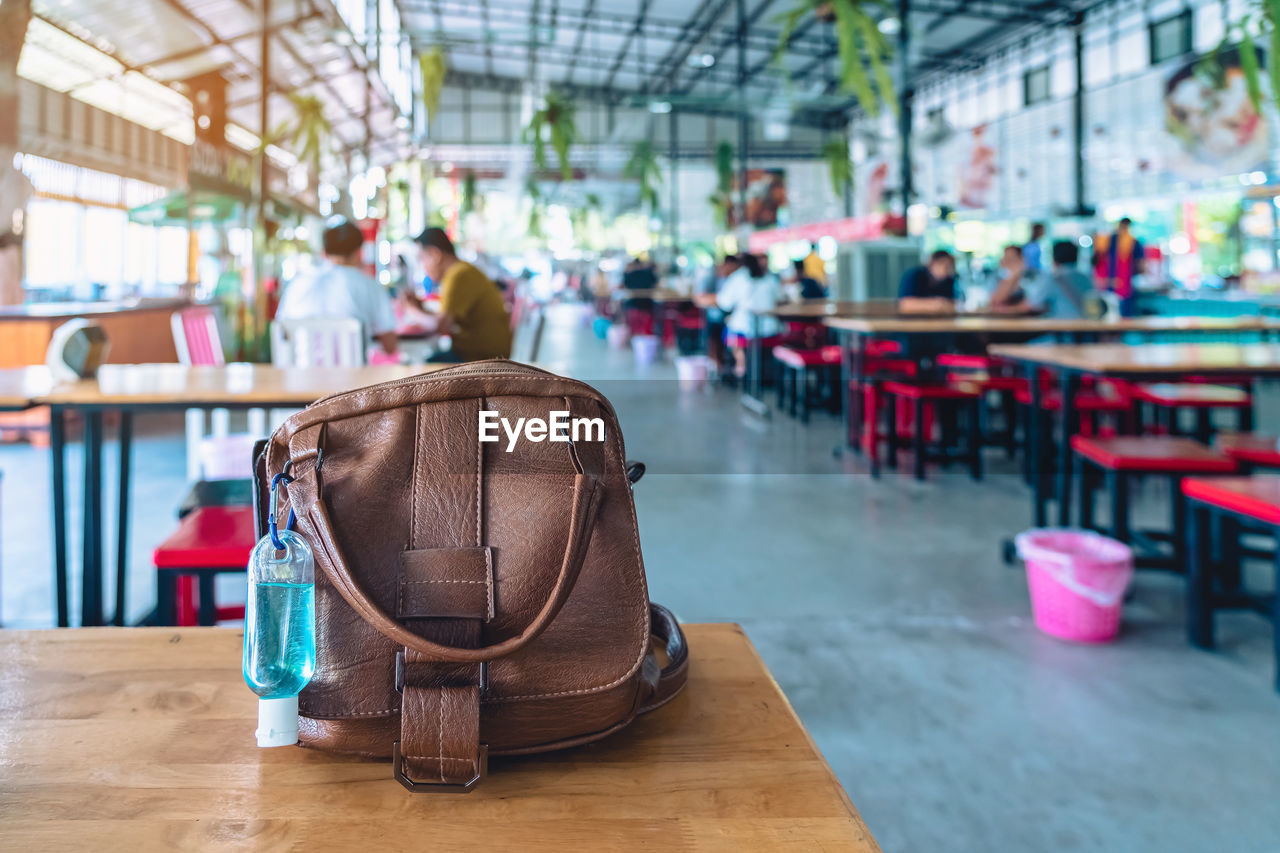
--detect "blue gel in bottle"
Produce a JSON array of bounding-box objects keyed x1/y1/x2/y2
[{"x1": 242, "y1": 529, "x2": 316, "y2": 747}]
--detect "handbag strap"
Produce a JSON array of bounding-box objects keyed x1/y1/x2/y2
[
  {"x1": 640, "y1": 603, "x2": 689, "y2": 714},
  {"x1": 287, "y1": 459, "x2": 605, "y2": 664}
]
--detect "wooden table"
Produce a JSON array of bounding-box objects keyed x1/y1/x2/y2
[
  {"x1": 24, "y1": 363, "x2": 449, "y2": 628},
  {"x1": 0, "y1": 625, "x2": 880, "y2": 852},
  {"x1": 990, "y1": 343, "x2": 1280, "y2": 529}
]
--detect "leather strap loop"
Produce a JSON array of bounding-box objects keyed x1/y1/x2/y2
[
  {"x1": 639, "y1": 603, "x2": 689, "y2": 714},
  {"x1": 290, "y1": 463, "x2": 605, "y2": 664}
]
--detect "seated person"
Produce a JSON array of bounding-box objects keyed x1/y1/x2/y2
[
  {"x1": 621, "y1": 256, "x2": 658, "y2": 291},
  {"x1": 1025, "y1": 241, "x2": 1096, "y2": 319},
  {"x1": 413, "y1": 227, "x2": 513, "y2": 362},
  {"x1": 792, "y1": 259, "x2": 828, "y2": 300},
  {"x1": 896, "y1": 249, "x2": 957, "y2": 312},
  {"x1": 275, "y1": 220, "x2": 398, "y2": 357},
  {"x1": 989, "y1": 245, "x2": 1030, "y2": 312},
  {"x1": 716, "y1": 253, "x2": 782, "y2": 378},
  {"x1": 897, "y1": 250, "x2": 958, "y2": 313}
]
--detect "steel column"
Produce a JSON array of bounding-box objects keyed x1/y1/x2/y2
[{"x1": 897, "y1": 0, "x2": 914, "y2": 212}]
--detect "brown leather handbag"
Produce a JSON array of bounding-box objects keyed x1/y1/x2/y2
[{"x1": 253, "y1": 360, "x2": 688, "y2": 791}]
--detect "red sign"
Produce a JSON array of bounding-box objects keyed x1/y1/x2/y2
[{"x1": 747, "y1": 214, "x2": 904, "y2": 253}]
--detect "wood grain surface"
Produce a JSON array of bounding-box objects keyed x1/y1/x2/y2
[
  {"x1": 989, "y1": 343, "x2": 1280, "y2": 375},
  {"x1": 0, "y1": 625, "x2": 878, "y2": 852}
]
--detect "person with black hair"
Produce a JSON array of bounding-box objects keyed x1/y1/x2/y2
[
  {"x1": 898, "y1": 249, "x2": 958, "y2": 313},
  {"x1": 414, "y1": 227, "x2": 512, "y2": 361},
  {"x1": 1024, "y1": 240, "x2": 1094, "y2": 319},
  {"x1": 275, "y1": 219, "x2": 398, "y2": 356}
]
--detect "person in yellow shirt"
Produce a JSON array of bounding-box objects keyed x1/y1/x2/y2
[
  {"x1": 802, "y1": 242, "x2": 826, "y2": 287},
  {"x1": 414, "y1": 227, "x2": 513, "y2": 361}
]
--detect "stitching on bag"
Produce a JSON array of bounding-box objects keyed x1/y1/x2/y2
[
  {"x1": 403, "y1": 756, "x2": 475, "y2": 763},
  {"x1": 401, "y1": 579, "x2": 487, "y2": 585},
  {"x1": 301, "y1": 707, "x2": 397, "y2": 716},
  {"x1": 438, "y1": 690, "x2": 445, "y2": 782},
  {"x1": 485, "y1": 549, "x2": 494, "y2": 620}
]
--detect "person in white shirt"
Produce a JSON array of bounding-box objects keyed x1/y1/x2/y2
[
  {"x1": 275, "y1": 220, "x2": 398, "y2": 356},
  {"x1": 713, "y1": 253, "x2": 782, "y2": 378}
]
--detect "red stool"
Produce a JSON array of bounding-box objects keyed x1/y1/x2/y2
[
  {"x1": 1134, "y1": 383, "x2": 1253, "y2": 442},
  {"x1": 1216, "y1": 433, "x2": 1280, "y2": 471},
  {"x1": 878, "y1": 382, "x2": 982, "y2": 481},
  {"x1": 153, "y1": 506, "x2": 256, "y2": 626},
  {"x1": 774, "y1": 345, "x2": 842, "y2": 422},
  {"x1": 849, "y1": 358, "x2": 918, "y2": 455},
  {"x1": 1182, "y1": 475, "x2": 1280, "y2": 691},
  {"x1": 1073, "y1": 436, "x2": 1236, "y2": 571}
]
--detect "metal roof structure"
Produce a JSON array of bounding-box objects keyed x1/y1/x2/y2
[
  {"x1": 21, "y1": 0, "x2": 407, "y2": 170},
  {"x1": 399, "y1": 0, "x2": 1103, "y2": 127}
]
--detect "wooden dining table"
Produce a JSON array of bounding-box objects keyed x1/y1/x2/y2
[
  {"x1": 990, "y1": 343, "x2": 1280, "y2": 528},
  {"x1": 0, "y1": 624, "x2": 880, "y2": 852},
  {"x1": 17, "y1": 363, "x2": 451, "y2": 628}
]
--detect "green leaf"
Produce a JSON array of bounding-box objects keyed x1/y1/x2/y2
[
  {"x1": 831, "y1": 1, "x2": 878, "y2": 117},
  {"x1": 854, "y1": 10, "x2": 899, "y2": 117},
  {"x1": 1240, "y1": 29, "x2": 1264, "y2": 113},
  {"x1": 714, "y1": 141, "x2": 735, "y2": 194}
]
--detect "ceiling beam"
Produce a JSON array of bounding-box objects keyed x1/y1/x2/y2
[{"x1": 603, "y1": 0, "x2": 653, "y2": 91}]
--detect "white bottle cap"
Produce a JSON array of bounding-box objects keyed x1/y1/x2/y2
[{"x1": 256, "y1": 696, "x2": 299, "y2": 748}]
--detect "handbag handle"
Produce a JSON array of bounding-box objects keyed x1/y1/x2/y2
[{"x1": 289, "y1": 465, "x2": 605, "y2": 663}]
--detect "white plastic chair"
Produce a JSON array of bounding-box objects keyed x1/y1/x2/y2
[
  {"x1": 270, "y1": 317, "x2": 366, "y2": 368},
  {"x1": 171, "y1": 308, "x2": 266, "y2": 481}
]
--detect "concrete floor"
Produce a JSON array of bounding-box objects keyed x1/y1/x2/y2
[{"x1": 3, "y1": 305, "x2": 1279, "y2": 851}]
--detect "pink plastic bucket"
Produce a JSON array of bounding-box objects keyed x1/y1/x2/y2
[{"x1": 1015, "y1": 529, "x2": 1133, "y2": 643}]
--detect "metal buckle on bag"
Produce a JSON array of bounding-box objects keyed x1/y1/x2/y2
[
  {"x1": 394, "y1": 651, "x2": 488, "y2": 693},
  {"x1": 392, "y1": 741, "x2": 488, "y2": 793}
]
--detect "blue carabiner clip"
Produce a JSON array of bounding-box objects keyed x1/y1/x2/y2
[{"x1": 268, "y1": 472, "x2": 296, "y2": 550}]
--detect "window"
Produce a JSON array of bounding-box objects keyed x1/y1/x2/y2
[
  {"x1": 1150, "y1": 10, "x2": 1193, "y2": 64},
  {"x1": 1023, "y1": 65, "x2": 1051, "y2": 106}
]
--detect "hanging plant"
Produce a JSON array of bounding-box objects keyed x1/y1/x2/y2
[
  {"x1": 1205, "y1": 4, "x2": 1280, "y2": 117},
  {"x1": 523, "y1": 91, "x2": 578, "y2": 180},
  {"x1": 822, "y1": 138, "x2": 853, "y2": 197},
  {"x1": 624, "y1": 139, "x2": 663, "y2": 213},
  {"x1": 270, "y1": 93, "x2": 332, "y2": 175},
  {"x1": 460, "y1": 170, "x2": 478, "y2": 216},
  {"x1": 774, "y1": 0, "x2": 898, "y2": 118},
  {"x1": 707, "y1": 141, "x2": 735, "y2": 230},
  {"x1": 420, "y1": 47, "x2": 448, "y2": 129}
]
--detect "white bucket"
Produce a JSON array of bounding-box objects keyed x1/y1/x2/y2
[
  {"x1": 607, "y1": 324, "x2": 630, "y2": 350},
  {"x1": 675, "y1": 355, "x2": 714, "y2": 390},
  {"x1": 632, "y1": 334, "x2": 660, "y2": 366}
]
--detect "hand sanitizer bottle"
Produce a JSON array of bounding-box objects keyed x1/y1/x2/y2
[{"x1": 242, "y1": 529, "x2": 316, "y2": 747}]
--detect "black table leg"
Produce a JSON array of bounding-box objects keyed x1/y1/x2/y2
[
  {"x1": 50, "y1": 405, "x2": 68, "y2": 628},
  {"x1": 1057, "y1": 371, "x2": 1079, "y2": 526},
  {"x1": 113, "y1": 412, "x2": 133, "y2": 627},
  {"x1": 1187, "y1": 503, "x2": 1213, "y2": 648},
  {"x1": 1028, "y1": 364, "x2": 1046, "y2": 527},
  {"x1": 81, "y1": 411, "x2": 105, "y2": 627}
]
